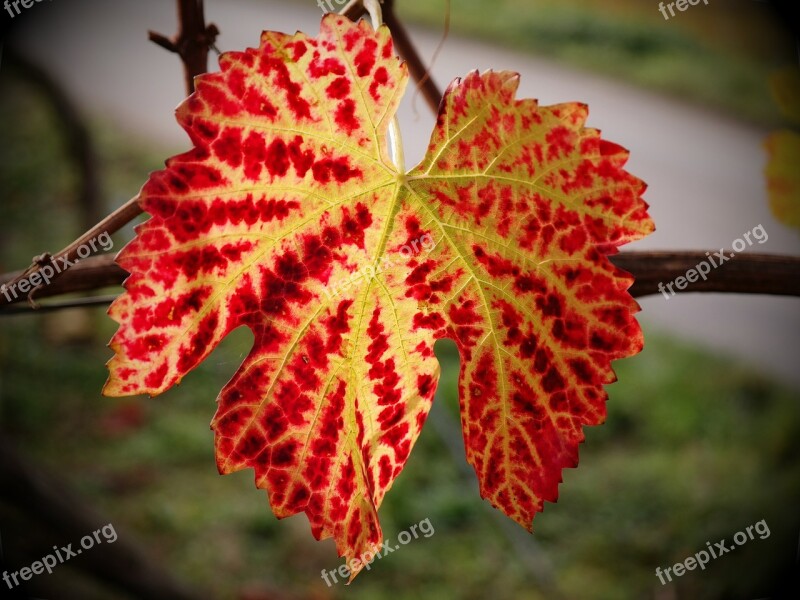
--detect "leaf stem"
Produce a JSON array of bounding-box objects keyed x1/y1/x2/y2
[
  {"x1": 148, "y1": 0, "x2": 219, "y2": 95},
  {"x1": 362, "y1": 0, "x2": 383, "y2": 29},
  {"x1": 389, "y1": 116, "x2": 406, "y2": 174},
  {"x1": 362, "y1": 0, "x2": 405, "y2": 172}
]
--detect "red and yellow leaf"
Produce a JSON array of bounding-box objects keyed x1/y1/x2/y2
[
  {"x1": 406, "y1": 71, "x2": 652, "y2": 529},
  {"x1": 104, "y1": 14, "x2": 654, "y2": 578}
]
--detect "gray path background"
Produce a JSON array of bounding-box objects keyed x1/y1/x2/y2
[{"x1": 5, "y1": 0, "x2": 799, "y2": 385}]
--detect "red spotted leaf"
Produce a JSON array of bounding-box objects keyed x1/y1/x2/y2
[{"x1": 104, "y1": 14, "x2": 654, "y2": 578}]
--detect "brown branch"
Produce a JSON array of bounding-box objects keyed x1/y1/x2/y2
[
  {"x1": 0, "y1": 196, "x2": 143, "y2": 308},
  {"x1": 0, "y1": 254, "x2": 124, "y2": 303},
  {"x1": 613, "y1": 252, "x2": 800, "y2": 298},
  {"x1": 342, "y1": 0, "x2": 366, "y2": 21},
  {"x1": 148, "y1": 0, "x2": 219, "y2": 95},
  {"x1": 1, "y1": 252, "x2": 798, "y2": 315},
  {"x1": 0, "y1": 295, "x2": 120, "y2": 315},
  {"x1": 383, "y1": 0, "x2": 443, "y2": 114}
]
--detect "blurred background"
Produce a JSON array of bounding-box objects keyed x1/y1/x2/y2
[{"x1": 1, "y1": 0, "x2": 799, "y2": 598}]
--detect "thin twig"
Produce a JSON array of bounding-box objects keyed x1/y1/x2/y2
[
  {"x1": 0, "y1": 196, "x2": 142, "y2": 308},
  {"x1": 0, "y1": 254, "x2": 125, "y2": 302},
  {"x1": 383, "y1": 0, "x2": 443, "y2": 114},
  {"x1": 342, "y1": 0, "x2": 366, "y2": 21},
  {"x1": 0, "y1": 295, "x2": 120, "y2": 315},
  {"x1": 148, "y1": 0, "x2": 219, "y2": 95},
  {"x1": 410, "y1": 0, "x2": 450, "y2": 119}
]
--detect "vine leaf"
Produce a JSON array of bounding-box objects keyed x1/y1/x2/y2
[{"x1": 104, "y1": 14, "x2": 654, "y2": 579}]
